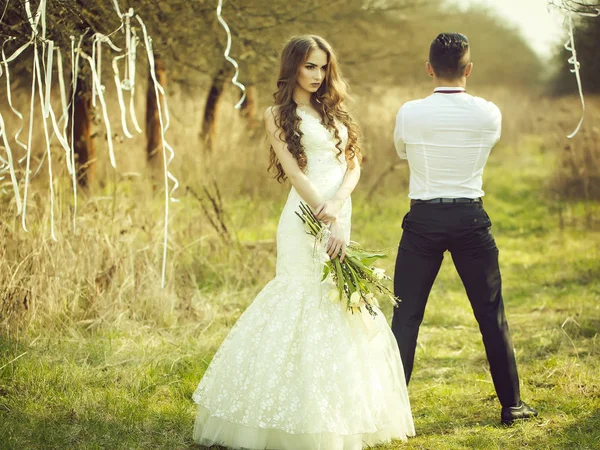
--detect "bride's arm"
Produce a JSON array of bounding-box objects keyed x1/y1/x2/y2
[
  {"x1": 264, "y1": 107, "x2": 324, "y2": 209},
  {"x1": 315, "y1": 155, "x2": 360, "y2": 223}
]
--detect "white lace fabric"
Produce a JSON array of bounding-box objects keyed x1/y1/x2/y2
[{"x1": 192, "y1": 110, "x2": 415, "y2": 449}]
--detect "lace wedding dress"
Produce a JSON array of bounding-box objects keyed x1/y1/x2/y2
[{"x1": 192, "y1": 108, "x2": 415, "y2": 449}]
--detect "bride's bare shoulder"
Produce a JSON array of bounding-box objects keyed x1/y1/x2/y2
[{"x1": 264, "y1": 105, "x2": 283, "y2": 122}]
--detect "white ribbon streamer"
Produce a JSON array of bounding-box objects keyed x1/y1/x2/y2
[
  {"x1": 120, "y1": 8, "x2": 141, "y2": 134},
  {"x1": 93, "y1": 32, "x2": 123, "y2": 52},
  {"x1": 3, "y1": 0, "x2": 178, "y2": 286},
  {"x1": 22, "y1": 41, "x2": 38, "y2": 232},
  {"x1": 112, "y1": 54, "x2": 133, "y2": 138},
  {"x1": 56, "y1": 46, "x2": 77, "y2": 180},
  {"x1": 564, "y1": 13, "x2": 585, "y2": 139},
  {"x1": 124, "y1": 11, "x2": 132, "y2": 88},
  {"x1": 43, "y1": 40, "x2": 53, "y2": 118},
  {"x1": 0, "y1": 112, "x2": 23, "y2": 213},
  {"x1": 2, "y1": 40, "x2": 30, "y2": 159},
  {"x1": 79, "y1": 50, "x2": 116, "y2": 168},
  {"x1": 56, "y1": 48, "x2": 69, "y2": 133},
  {"x1": 41, "y1": 45, "x2": 74, "y2": 174},
  {"x1": 24, "y1": 0, "x2": 43, "y2": 36},
  {"x1": 20, "y1": 0, "x2": 46, "y2": 231},
  {"x1": 97, "y1": 37, "x2": 102, "y2": 92},
  {"x1": 70, "y1": 35, "x2": 85, "y2": 231},
  {"x1": 33, "y1": 42, "x2": 57, "y2": 241},
  {"x1": 136, "y1": 14, "x2": 180, "y2": 288},
  {"x1": 91, "y1": 36, "x2": 97, "y2": 108},
  {"x1": 549, "y1": 2, "x2": 600, "y2": 138},
  {"x1": 216, "y1": 0, "x2": 246, "y2": 109},
  {"x1": 111, "y1": 0, "x2": 124, "y2": 19},
  {"x1": 0, "y1": 1, "x2": 9, "y2": 25},
  {"x1": 47, "y1": 99, "x2": 73, "y2": 172},
  {"x1": 128, "y1": 28, "x2": 142, "y2": 133}
]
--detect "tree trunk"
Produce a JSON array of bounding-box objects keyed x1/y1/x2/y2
[
  {"x1": 146, "y1": 56, "x2": 166, "y2": 164},
  {"x1": 68, "y1": 76, "x2": 95, "y2": 188},
  {"x1": 240, "y1": 84, "x2": 258, "y2": 129},
  {"x1": 201, "y1": 64, "x2": 230, "y2": 152}
]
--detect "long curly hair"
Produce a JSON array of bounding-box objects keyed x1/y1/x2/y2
[{"x1": 267, "y1": 35, "x2": 361, "y2": 183}]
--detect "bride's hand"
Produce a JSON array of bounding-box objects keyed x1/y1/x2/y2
[
  {"x1": 315, "y1": 198, "x2": 344, "y2": 224},
  {"x1": 326, "y1": 220, "x2": 347, "y2": 262}
]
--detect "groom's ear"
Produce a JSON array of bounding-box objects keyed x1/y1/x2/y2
[
  {"x1": 464, "y1": 62, "x2": 473, "y2": 78},
  {"x1": 426, "y1": 62, "x2": 435, "y2": 78}
]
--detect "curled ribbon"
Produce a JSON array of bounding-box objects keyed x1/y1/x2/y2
[
  {"x1": 136, "y1": 14, "x2": 180, "y2": 288},
  {"x1": 216, "y1": 0, "x2": 246, "y2": 109},
  {"x1": 112, "y1": 54, "x2": 133, "y2": 138},
  {"x1": 69, "y1": 34, "x2": 85, "y2": 231},
  {"x1": 2, "y1": 39, "x2": 30, "y2": 161},
  {"x1": 551, "y1": 2, "x2": 600, "y2": 138},
  {"x1": 20, "y1": 0, "x2": 45, "y2": 232},
  {"x1": 128, "y1": 26, "x2": 143, "y2": 133},
  {"x1": 33, "y1": 41, "x2": 57, "y2": 241},
  {"x1": 564, "y1": 13, "x2": 585, "y2": 138},
  {"x1": 21, "y1": 41, "x2": 37, "y2": 232},
  {"x1": 0, "y1": 112, "x2": 23, "y2": 213},
  {"x1": 4, "y1": 0, "x2": 179, "y2": 286},
  {"x1": 79, "y1": 49, "x2": 117, "y2": 168}
]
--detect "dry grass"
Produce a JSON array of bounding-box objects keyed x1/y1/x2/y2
[{"x1": 1, "y1": 84, "x2": 598, "y2": 333}]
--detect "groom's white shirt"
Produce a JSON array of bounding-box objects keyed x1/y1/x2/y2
[{"x1": 394, "y1": 87, "x2": 501, "y2": 200}]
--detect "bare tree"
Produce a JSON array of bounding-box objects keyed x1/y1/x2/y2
[
  {"x1": 201, "y1": 61, "x2": 232, "y2": 152},
  {"x1": 68, "y1": 76, "x2": 95, "y2": 188}
]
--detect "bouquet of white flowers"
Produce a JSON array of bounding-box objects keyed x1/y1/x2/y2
[{"x1": 296, "y1": 202, "x2": 400, "y2": 317}]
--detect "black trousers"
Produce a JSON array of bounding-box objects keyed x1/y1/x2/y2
[{"x1": 391, "y1": 201, "x2": 521, "y2": 407}]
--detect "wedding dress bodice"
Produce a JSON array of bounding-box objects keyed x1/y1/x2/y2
[{"x1": 276, "y1": 109, "x2": 352, "y2": 279}]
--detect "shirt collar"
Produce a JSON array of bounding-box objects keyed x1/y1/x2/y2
[{"x1": 434, "y1": 86, "x2": 466, "y2": 94}]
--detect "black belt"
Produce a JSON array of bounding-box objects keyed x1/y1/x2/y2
[{"x1": 411, "y1": 197, "x2": 481, "y2": 206}]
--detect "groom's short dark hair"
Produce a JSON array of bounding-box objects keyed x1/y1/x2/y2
[{"x1": 429, "y1": 33, "x2": 470, "y2": 79}]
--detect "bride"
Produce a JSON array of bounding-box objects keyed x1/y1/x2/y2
[{"x1": 192, "y1": 35, "x2": 415, "y2": 449}]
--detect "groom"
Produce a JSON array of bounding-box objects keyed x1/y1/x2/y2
[{"x1": 391, "y1": 32, "x2": 538, "y2": 425}]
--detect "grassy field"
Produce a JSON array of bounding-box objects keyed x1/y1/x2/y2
[{"x1": 1, "y1": 94, "x2": 600, "y2": 449}]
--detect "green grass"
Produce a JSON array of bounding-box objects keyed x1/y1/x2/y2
[{"x1": 1, "y1": 137, "x2": 599, "y2": 449}]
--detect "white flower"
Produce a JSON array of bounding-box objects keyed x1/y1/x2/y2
[
  {"x1": 372, "y1": 268, "x2": 386, "y2": 280},
  {"x1": 365, "y1": 293, "x2": 380, "y2": 308},
  {"x1": 350, "y1": 291, "x2": 361, "y2": 305}
]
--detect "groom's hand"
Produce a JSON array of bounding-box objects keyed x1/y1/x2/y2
[{"x1": 315, "y1": 198, "x2": 344, "y2": 224}]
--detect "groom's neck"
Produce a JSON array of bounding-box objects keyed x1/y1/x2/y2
[{"x1": 433, "y1": 77, "x2": 467, "y2": 89}]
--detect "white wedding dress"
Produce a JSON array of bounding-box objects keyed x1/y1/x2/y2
[{"x1": 192, "y1": 108, "x2": 415, "y2": 449}]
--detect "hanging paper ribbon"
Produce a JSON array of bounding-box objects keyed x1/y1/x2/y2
[
  {"x1": 136, "y1": 14, "x2": 180, "y2": 288},
  {"x1": 128, "y1": 27, "x2": 142, "y2": 133},
  {"x1": 3, "y1": 0, "x2": 180, "y2": 287},
  {"x1": 2, "y1": 39, "x2": 30, "y2": 160},
  {"x1": 69, "y1": 34, "x2": 85, "y2": 231},
  {"x1": 33, "y1": 42, "x2": 57, "y2": 241},
  {"x1": 112, "y1": 54, "x2": 133, "y2": 138},
  {"x1": 564, "y1": 13, "x2": 585, "y2": 138},
  {"x1": 79, "y1": 49, "x2": 117, "y2": 168},
  {"x1": 216, "y1": 0, "x2": 246, "y2": 108},
  {"x1": 0, "y1": 112, "x2": 23, "y2": 213},
  {"x1": 21, "y1": 41, "x2": 38, "y2": 232},
  {"x1": 549, "y1": 1, "x2": 600, "y2": 138},
  {"x1": 20, "y1": 0, "x2": 45, "y2": 232}
]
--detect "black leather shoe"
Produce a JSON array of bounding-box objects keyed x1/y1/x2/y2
[{"x1": 501, "y1": 401, "x2": 538, "y2": 425}]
